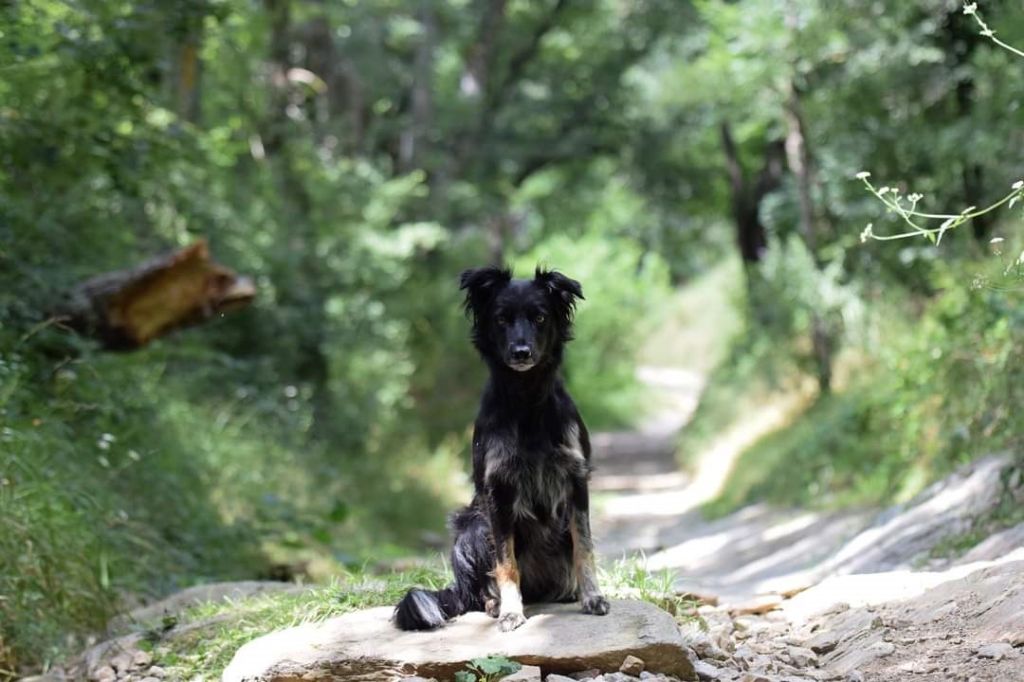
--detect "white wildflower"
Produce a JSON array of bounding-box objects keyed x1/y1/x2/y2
[{"x1": 855, "y1": 171, "x2": 871, "y2": 180}]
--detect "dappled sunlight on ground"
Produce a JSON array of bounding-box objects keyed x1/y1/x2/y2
[
  {"x1": 592, "y1": 365, "x2": 811, "y2": 564},
  {"x1": 590, "y1": 367, "x2": 1023, "y2": 609}
]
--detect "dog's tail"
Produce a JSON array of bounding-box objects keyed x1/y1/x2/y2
[{"x1": 394, "y1": 586, "x2": 465, "y2": 630}]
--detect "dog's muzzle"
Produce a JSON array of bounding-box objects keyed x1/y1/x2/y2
[{"x1": 508, "y1": 345, "x2": 535, "y2": 371}]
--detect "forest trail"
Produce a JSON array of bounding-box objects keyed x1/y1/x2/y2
[
  {"x1": 589, "y1": 370, "x2": 1024, "y2": 682},
  {"x1": 591, "y1": 365, "x2": 839, "y2": 601}
]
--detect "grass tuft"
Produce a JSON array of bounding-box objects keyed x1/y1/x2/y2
[{"x1": 152, "y1": 565, "x2": 450, "y2": 680}]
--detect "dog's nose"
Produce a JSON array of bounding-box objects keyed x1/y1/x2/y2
[{"x1": 511, "y1": 345, "x2": 532, "y2": 362}]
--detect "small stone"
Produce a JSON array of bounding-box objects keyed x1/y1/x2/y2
[
  {"x1": 730, "y1": 595, "x2": 784, "y2": 617},
  {"x1": 732, "y1": 645, "x2": 757, "y2": 669},
  {"x1": 803, "y1": 632, "x2": 838, "y2": 655},
  {"x1": 94, "y1": 666, "x2": 117, "y2": 682},
  {"x1": 868, "y1": 642, "x2": 895, "y2": 657},
  {"x1": 691, "y1": 638, "x2": 730, "y2": 661},
  {"x1": 546, "y1": 675, "x2": 578, "y2": 682},
  {"x1": 738, "y1": 674, "x2": 772, "y2": 682},
  {"x1": 503, "y1": 665, "x2": 541, "y2": 681},
  {"x1": 786, "y1": 646, "x2": 818, "y2": 668},
  {"x1": 145, "y1": 667, "x2": 165, "y2": 679},
  {"x1": 976, "y1": 643, "x2": 1019, "y2": 660},
  {"x1": 750, "y1": 654, "x2": 773, "y2": 670},
  {"x1": 600, "y1": 674, "x2": 636, "y2": 682},
  {"x1": 693, "y1": 659, "x2": 722, "y2": 681},
  {"x1": 570, "y1": 670, "x2": 603, "y2": 680},
  {"x1": 109, "y1": 653, "x2": 133, "y2": 674},
  {"x1": 138, "y1": 677, "x2": 161, "y2": 682},
  {"x1": 619, "y1": 655, "x2": 645, "y2": 676},
  {"x1": 845, "y1": 672, "x2": 864, "y2": 682},
  {"x1": 897, "y1": 661, "x2": 938, "y2": 675},
  {"x1": 131, "y1": 650, "x2": 153, "y2": 668}
]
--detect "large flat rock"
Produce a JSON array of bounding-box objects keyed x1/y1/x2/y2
[{"x1": 222, "y1": 599, "x2": 693, "y2": 681}]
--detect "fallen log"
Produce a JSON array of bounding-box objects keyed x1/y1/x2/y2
[{"x1": 58, "y1": 240, "x2": 256, "y2": 350}]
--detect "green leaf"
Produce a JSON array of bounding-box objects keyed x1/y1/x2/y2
[
  {"x1": 328, "y1": 501, "x2": 350, "y2": 523},
  {"x1": 471, "y1": 656, "x2": 522, "y2": 677}
]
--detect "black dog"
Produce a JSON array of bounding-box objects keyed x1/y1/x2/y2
[{"x1": 394, "y1": 266, "x2": 609, "y2": 632}]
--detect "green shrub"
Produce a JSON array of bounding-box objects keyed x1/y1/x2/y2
[
  {"x1": 698, "y1": 253, "x2": 1024, "y2": 516},
  {"x1": 515, "y1": 232, "x2": 672, "y2": 428}
]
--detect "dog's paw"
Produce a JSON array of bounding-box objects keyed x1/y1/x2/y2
[
  {"x1": 581, "y1": 594, "x2": 611, "y2": 616},
  {"x1": 485, "y1": 598, "x2": 500, "y2": 618},
  {"x1": 498, "y1": 611, "x2": 527, "y2": 632}
]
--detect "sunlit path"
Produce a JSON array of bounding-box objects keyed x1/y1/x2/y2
[{"x1": 590, "y1": 365, "x2": 844, "y2": 601}]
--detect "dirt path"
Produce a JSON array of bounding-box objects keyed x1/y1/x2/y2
[
  {"x1": 589, "y1": 369, "x2": 1024, "y2": 681},
  {"x1": 591, "y1": 366, "x2": 851, "y2": 601}
]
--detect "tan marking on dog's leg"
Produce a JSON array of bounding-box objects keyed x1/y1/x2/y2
[{"x1": 492, "y1": 537, "x2": 526, "y2": 631}]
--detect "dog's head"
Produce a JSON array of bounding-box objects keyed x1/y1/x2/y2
[{"x1": 459, "y1": 266, "x2": 583, "y2": 372}]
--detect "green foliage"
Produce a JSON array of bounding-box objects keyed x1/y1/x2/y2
[
  {"x1": 515, "y1": 233, "x2": 672, "y2": 427},
  {"x1": 857, "y1": 173, "x2": 1024, "y2": 244},
  {"x1": 149, "y1": 565, "x2": 450, "y2": 680},
  {"x1": 454, "y1": 656, "x2": 523, "y2": 682},
  {"x1": 4, "y1": 0, "x2": 1024, "y2": 676},
  {"x1": 699, "y1": 254, "x2": 1024, "y2": 517},
  {"x1": 1, "y1": 1, "x2": 679, "y2": 675},
  {"x1": 600, "y1": 555, "x2": 700, "y2": 624},
  {"x1": 754, "y1": 236, "x2": 863, "y2": 367}
]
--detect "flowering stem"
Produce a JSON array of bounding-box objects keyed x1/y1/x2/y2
[
  {"x1": 964, "y1": 2, "x2": 1024, "y2": 59},
  {"x1": 856, "y1": 175, "x2": 1024, "y2": 243}
]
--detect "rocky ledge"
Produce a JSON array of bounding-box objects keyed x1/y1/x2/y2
[{"x1": 222, "y1": 599, "x2": 694, "y2": 682}]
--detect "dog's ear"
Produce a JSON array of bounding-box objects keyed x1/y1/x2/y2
[
  {"x1": 459, "y1": 266, "x2": 512, "y2": 319},
  {"x1": 534, "y1": 267, "x2": 584, "y2": 320}
]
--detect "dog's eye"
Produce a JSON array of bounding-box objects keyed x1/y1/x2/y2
[{"x1": 535, "y1": 314, "x2": 546, "y2": 324}]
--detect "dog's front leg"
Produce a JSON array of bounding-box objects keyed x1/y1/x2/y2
[
  {"x1": 493, "y1": 534, "x2": 526, "y2": 631},
  {"x1": 487, "y1": 481, "x2": 526, "y2": 632},
  {"x1": 571, "y1": 478, "x2": 610, "y2": 616}
]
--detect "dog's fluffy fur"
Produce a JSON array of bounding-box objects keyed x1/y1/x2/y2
[{"x1": 394, "y1": 266, "x2": 609, "y2": 632}]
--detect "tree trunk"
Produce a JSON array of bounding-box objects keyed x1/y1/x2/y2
[
  {"x1": 173, "y1": 33, "x2": 203, "y2": 123},
  {"x1": 57, "y1": 241, "x2": 255, "y2": 351},
  {"x1": 296, "y1": 16, "x2": 366, "y2": 153},
  {"x1": 782, "y1": 53, "x2": 834, "y2": 394},
  {"x1": 783, "y1": 81, "x2": 820, "y2": 261},
  {"x1": 400, "y1": 0, "x2": 437, "y2": 173},
  {"x1": 263, "y1": 0, "x2": 336, "y2": 439},
  {"x1": 462, "y1": 0, "x2": 508, "y2": 98},
  {"x1": 720, "y1": 122, "x2": 788, "y2": 327},
  {"x1": 720, "y1": 121, "x2": 771, "y2": 265}
]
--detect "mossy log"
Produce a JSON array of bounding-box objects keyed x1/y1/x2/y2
[{"x1": 58, "y1": 241, "x2": 256, "y2": 350}]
